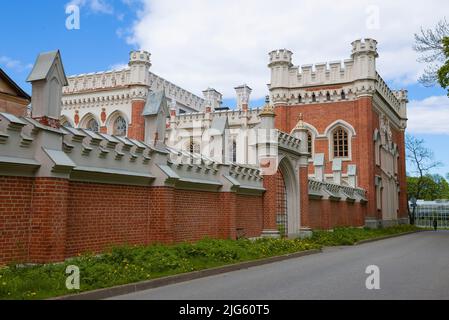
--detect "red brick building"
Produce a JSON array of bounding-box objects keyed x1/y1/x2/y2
[
  {"x1": 269, "y1": 39, "x2": 408, "y2": 228},
  {"x1": 0, "y1": 40, "x2": 408, "y2": 265}
]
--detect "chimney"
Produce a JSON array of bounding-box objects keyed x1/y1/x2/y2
[
  {"x1": 26, "y1": 50, "x2": 68, "y2": 128},
  {"x1": 235, "y1": 84, "x2": 252, "y2": 111},
  {"x1": 202, "y1": 88, "x2": 223, "y2": 110}
]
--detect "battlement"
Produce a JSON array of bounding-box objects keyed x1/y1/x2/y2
[
  {"x1": 268, "y1": 49, "x2": 293, "y2": 67},
  {"x1": 392, "y1": 89, "x2": 408, "y2": 103},
  {"x1": 351, "y1": 38, "x2": 378, "y2": 57},
  {"x1": 129, "y1": 50, "x2": 151, "y2": 66},
  {"x1": 63, "y1": 69, "x2": 205, "y2": 111}
]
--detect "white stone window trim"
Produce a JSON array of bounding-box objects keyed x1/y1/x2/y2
[
  {"x1": 106, "y1": 111, "x2": 130, "y2": 136},
  {"x1": 324, "y1": 119, "x2": 356, "y2": 162},
  {"x1": 79, "y1": 112, "x2": 101, "y2": 132}
]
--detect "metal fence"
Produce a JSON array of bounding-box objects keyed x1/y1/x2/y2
[{"x1": 412, "y1": 200, "x2": 449, "y2": 229}]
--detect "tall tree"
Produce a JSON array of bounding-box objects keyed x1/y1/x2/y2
[
  {"x1": 413, "y1": 18, "x2": 449, "y2": 87},
  {"x1": 437, "y1": 37, "x2": 449, "y2": 95},
  {"x1": 405, "y1": 135, "x2": 442, "y2": 223}
]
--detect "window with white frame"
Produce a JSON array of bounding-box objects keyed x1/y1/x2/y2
[{"x1": 332, "y1": 127, "x2": 349, "y2": 158}]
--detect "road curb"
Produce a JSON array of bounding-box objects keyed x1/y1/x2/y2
[
  {"x1": 354, "y1": 230, "x2": 421, "y2": 245},
  {"x1": 53, "y1": 248, "x2": 322, "y2": 300}
]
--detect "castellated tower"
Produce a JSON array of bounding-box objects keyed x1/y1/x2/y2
[
  {"x1": 267, "y1": 38, "x2": 409, "y2": 229},
  {"x1": 268, "y1": 49, "x2": 293, "y2": 88},
  {"x1": 128, "y1": 50, "x2": 152, "y2": 140},
  {"x1": 129, "y1": 50, "x2": 152, "y2": 85},
  {"x1": 351, "y1": 38, "x2": 378, "y2": 80}
]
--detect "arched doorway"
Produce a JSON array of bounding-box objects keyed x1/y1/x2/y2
[{"x1": 275, "y1": 156, "x2": 300, "y2": 237}]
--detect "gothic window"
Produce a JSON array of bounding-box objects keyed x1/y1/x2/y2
[
  {"x1": 341, "y1": 90, "x2": 346, "y2": 100},
  {"x1": 298, "y1": 94, "x2": 302, "y2": 103},
  {"x1": 113, "y1": 116, "x2": 127, "y2": 136},
  {"x1": 311, "y1": 93, "x2": 316, "y2": 103},
  {"x1": 332, "y1": 127, "x2": 349, "y2": 158},
  {"x1": 232, "y1": 139, "x2": 237, "y2": 163},
  {"x1": 86, "y1": 118, "x2": 99, "y2": 132},
  {"x1": 326, "y1": 91, "x2": 331, "y2": 101}
]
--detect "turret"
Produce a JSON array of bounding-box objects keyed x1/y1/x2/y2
[
  {"x1": 351, "y1": 38, "x2": 378, "y2": 80},
  {"x1": 268, "y1": 49, "x2": 293, "y2": 88},
  {"x1": 235, "y1": 84, "x2": 252, "y2": 111},
  {"x1": 129, "y1": 50, "x2": 151, "y2": 85}
]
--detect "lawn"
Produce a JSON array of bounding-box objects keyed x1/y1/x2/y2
[{"x1": 0, "y1": 224, "x2": 419, "y2": 300}]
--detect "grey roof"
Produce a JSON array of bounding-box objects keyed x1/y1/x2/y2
[
  {"x1": 26, "y1": 50, "x2": 68, "y2": 85},
  {"x1": 210, "y1": 116, "x2": 228, "y2": 135},
  {"x1": 142, "y1": 90, "x2": 168, "y2": 116}
]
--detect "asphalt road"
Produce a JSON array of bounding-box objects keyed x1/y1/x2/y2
[{"x1": 111, "y1": 231, "x2": 449, "y2": 300}]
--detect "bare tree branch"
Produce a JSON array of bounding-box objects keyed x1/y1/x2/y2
[
  {"x1": 406, "y1": 134, "x2": 442, "y2": 199},
  {"x1": 414, "y1": 18, "x2": 449, "y2": 86}
]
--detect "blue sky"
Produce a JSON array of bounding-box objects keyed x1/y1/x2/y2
[{"x1": 0, "y1": 0, "x2": 448, "y2": 177}]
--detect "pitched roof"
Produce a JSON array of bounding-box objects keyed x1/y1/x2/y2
[
  {"x1": 26, "y1": 50, "x2": 68, "y2": 85},
  {"x1": 142, "y1": 90, "x2": 168, "y2": 116},
  {"x1": 0, "y1": 68, "x2": 31, "y2": 100}
]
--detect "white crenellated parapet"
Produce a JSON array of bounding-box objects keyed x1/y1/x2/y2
[
  {"x1": 63, "y1": 68, "x2": 205, "y2": 112},
  {"x1": 268, "y1": 39, "x2": 407, "y2": 122}
]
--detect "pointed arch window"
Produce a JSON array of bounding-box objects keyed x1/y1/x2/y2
[
  {"x1": 86, "y1": 118, "x2": 99, "y2": 132},
  {"x1": 311, "y1": 93, "x2": 316, "y2": 103},
  {"x1": 326, "y1": 91, "x2": 331, "y2": 101},
  {"x1": 113, "y1": 116, "x2": 127, "y2": 136},
  {"x1": 333, "y1": 127, "x2": 349, "y2": 158},
  {"x1": 341, "y1": 90, "x2": 346, "y2": 100},
  {"x1": 298, "y1": 94, "x2": 302, "y2": 103}
]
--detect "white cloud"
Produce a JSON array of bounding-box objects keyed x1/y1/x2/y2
[
  {"x1": 108, "y1": 63, "x2": 129, "y2": 71},
  {"x1": 66, "y1": 0, "x2": 114, "y2": 15},
  {"x1": 408, "y1": 95, "x2": 449, "y2": 135},
  {"x1": 127, "y1": 0, "x2": 449, "y2": 99},
  {"x1": 0, "y1": 56, "x2": 32, "y2": 73}
]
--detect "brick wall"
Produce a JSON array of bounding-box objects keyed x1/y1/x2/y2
[
  {"x1": 0, "y1": 176, "x2": 265, "y2": 265},
  {"x1": 0, "y1": 176, "x2": 33, "y2": 264},
  {"x1": 236, "y1": 194, "x2": 264, "y2": 238},
  {"x1": 308, "y1": 199, "x2": 366, "y2": 230}
]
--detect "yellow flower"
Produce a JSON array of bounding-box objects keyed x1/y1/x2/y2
[{"x1": 2, "y1": 282, "x2": 6, "y2": 286}]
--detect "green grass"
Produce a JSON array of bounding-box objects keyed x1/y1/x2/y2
[{"x1": 0, "y1": 224, "x2": 419, "y2": 300}]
